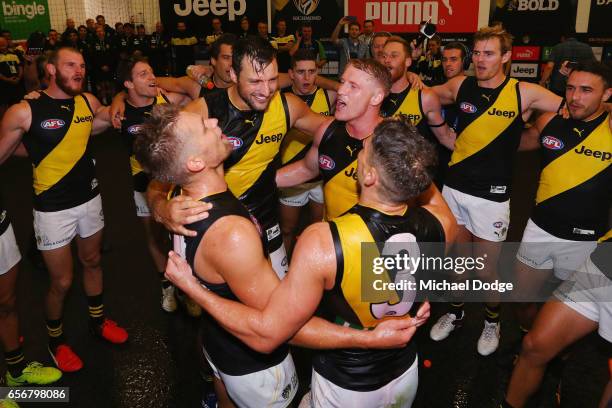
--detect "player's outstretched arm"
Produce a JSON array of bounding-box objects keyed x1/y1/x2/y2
[
  {"x1": 0, "y1": 101, "x2": 31, "y2": 164},
  {"x1": 422, "y1": 88, "x2": 456, "y2": 150}
]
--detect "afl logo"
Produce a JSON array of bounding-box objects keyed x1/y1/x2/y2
[
  {"x1": 127, "y1": 125, "x2": 142, "y2": 134},
  {"x1": 542, "y1": 136, "x2": 564, "y2": 150},
  {"x1": 319, "y1": 155, "x2": 335, "y2": 170},
  {"x1": 493, "y1": 221, "x2": 503, "y2": 228},
  {"x1": 41, "y1": 119, "x2": 65, "y2": 129},
  {"x1": 460, "y1": 102, "x2": 477, "y2": 114},
  {"x1": 226, "y1": 136, "x2": 243, "y2": 150}
]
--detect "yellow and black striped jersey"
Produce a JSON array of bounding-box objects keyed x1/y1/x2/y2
[
  {"x1": 313, "y1": 204, "x2": 445, "y2": 391},
  {"x1": 318, "y1": 120, "x2": 361, "y2": 220},
  {"x1": 204, "y1": 89, "x2": 289, "y2": 229},
  {"x1": 120, "y1": 93, "x2": 169, "y2": 192},
  {"x1": 24, "y1": 93, "x2": 97, "y2": 212},
  {"x1": 280, "y1": 86, "x2": 332, "y2": 166},
  {"x1": 0, "y1": 51, "x2": 20, "y2": 78},
  {"x1": 380, "y1": 85, "x2": 428, "y2": 134},
  {"x1": 531, "y1": 112, "x2": 611, "y2": 241},
  {"x1": 446, "y1": 76, "x2": 524, "y2": 202}
]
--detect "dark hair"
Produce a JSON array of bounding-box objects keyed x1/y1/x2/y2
[
  {"x1": 123, "y1": 23, "x2": 134, "y2": 29},
  {"x1": 95, "y1": 15, "x2": 104, "y2": 20},
  {"x1": 115, "y1": 22, "x2": 123, "y2": 29},
  {"x1": 36, "y1": 51, "x2": 51, "y2": 80},
  {"x1": 134, "y1": 104, "x2": 188, "y2": 184},
  {"x1": 370, "y1": 116, "x2": 437, "y2": 203},
  {"x1": 348, "y1": 22, "x2": 361, "y2": 30},
  {"x1": 27, "y1": 31, "x2": 46, "y2": 49},
  {"x1": 118, "y1": 55, "x2": 150, "y2": 83},
  {"x1": 346, "y1": 58, "x2": 392, "y2": 94},
  {"x1": 301, "y1": 23, "x2": 312, "y2": 29},
  {"x1": 372, "y1": 31, "x2": 391, "y2": 40},
  {"x1": 572, "y1": 60, "x2": 612, "y2": 89},
  {"x1": 78, "y1": 25, "x2": 87, "y2": 31},
  {"x1": 210, "y1": 33, "x2": 236, "y2": 60},
  {"x1": 443, "y1": 42, "x2": 467, "y2": 59},
  {"x1": 137, "y1": 24, "x2": 145, "y2": 30},
  {"x1": 364, "y1": 20, "x2": 374, "y2": 25},
  {"x1": 232, "y1": 36, "x2": 276, "y2": 78},
  {"x1": 48, "y1": 29, "x2": 58, "y2": 34},
  {"x1": 290, "y1": 49, "x2": 316, "y2": 69}
]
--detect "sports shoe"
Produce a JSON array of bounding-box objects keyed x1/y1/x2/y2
[
  {"x1": 477, "y1": 321, "x2": 501, "y2": 356},
  {"x1": 49, "y1": 344, "x2": 83, "y2": 372},
  {"x1": 183, "y1": 295, "x2": 202, "y2": 318},
  {"x1": 430, "y1": 312, "x2": 464, "y2": 341},
  {"x1": 92, "y1": 318, "x2": 128, "y2": 344},
  {"x1": 161, "y1": 285, "x2": 177, "y2": 313},
  {"x1": 5, "y1": 362, "x2": 62, "y2": 386},
  {"x1": 0, "y1": 399, "x2": 20, "y2": 408}
]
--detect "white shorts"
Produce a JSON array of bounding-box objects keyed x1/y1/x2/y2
[
  {"x1": 33, "y1": 195, "x2": 105, "y2": 251},
  {"x1": 310, "y1": 357, "x2": 419, "y2": 408},
  {"x1": 554, "y1": 257, "x2": 612, "y2": 343},
  {"x1": 0, "y1": 224, "x2": 21, "y2": 275},
  {"x1": 517, "y1": 219, "x2": 597, "y2": 280},
  {"x1": 279, "y1": 182, "x2": 324, "y2": 207},
  {"x1": 205, "y1": 350, "x2": 298, "y2": 408},
  {"x1": 133, "y1": 191, "x2": 151, "y2": 217},
  {"x1": 442, "y1": 185, "x2": 510, "y2": 242}
]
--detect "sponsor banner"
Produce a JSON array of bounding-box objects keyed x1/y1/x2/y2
[
  {"x1": 160, "y1": 0, "x2": 268, "y2": 38},
  {"x1": 0, "y1": 0, "x2": 50, "y2": 40},
  {"x1": 512, "y1": 46, "x2": 541, "y2": 61},
  {"x1": 541, "y1": 46, "x2": 553, "y2": 61},
  {"x1": 588, "y1": 0, "x2": 611, "y2": 35},
  {"x1": 271, "y1": 0, "x2": 343, "y2": 37},
  {"x1": 591, "y1": 46, "x2": 603, "y2": 62},
  {"x1": 494, "y1": 0, "x2": 573, "y2": 35},
  {"x1": 346, "y1": 0, "x2": 481, "y2": 33},
  {"x1": 510, "y1": 63, "x2": 538, "y2": 78}
]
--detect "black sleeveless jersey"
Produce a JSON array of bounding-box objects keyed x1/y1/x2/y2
[
  {"x1": 203, "y1": 89, "x2": 290, "y2": 230},
  {"x1": 531, "y1": 112, "x2": 611, "y2": 241},
  {"x1": 380, "y1": 85, "x2": 430, "y2": 140},
  {"x1": 446, "y1": 76, "x2": 524, "y2": 202},
  {"x1": 24, "y1": 93, "x2": 97, "y2": 212},
  {"x1": 184, "y1": 190, "x2": 288, "y2": 376},
  {"x1": 0, "y1": 194, "x2": 9, "y2": 236},
  {"x1": 318, "y1": 120, "x2": 361, "y2": 220},
  {"x1": 198, "y1": 78, "x2": 221, "y2": 98},
  {"x1": 119, "y1": 94, "x2": 169, "y2": 192},
  {"x1": 313, "y1": 205, "x2": 445, "y2": 391}
]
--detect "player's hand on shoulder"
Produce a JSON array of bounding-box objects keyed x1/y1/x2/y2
[{"x1": 162, "y1": 195, "x2": 213, "y2": 237}]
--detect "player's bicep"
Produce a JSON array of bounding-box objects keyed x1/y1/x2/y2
[
  {"x1": 289, "y1": 93, "x2": 328, "y2": 136},
  {"x1": 0, "y1": 102, "x2": 30, "y2": 161},
  {"x1": 524, "y1": 82, "x2": 563, "y2": 114}
]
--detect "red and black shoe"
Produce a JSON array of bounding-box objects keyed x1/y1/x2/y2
[
  {"x1": 91, "y1": 318, "x2": 128, "y2": 344},
  {"x1": 49, "y1": 344, "x2": 83, "y2": 372}
]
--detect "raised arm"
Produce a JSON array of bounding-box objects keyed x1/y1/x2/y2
[
  {"x1": 432, "y1": 75, "x2": 464, "y2": 106},
  {"x1": 521, "y1": 81, "x2": 563, "y2": 117},
  {"x1": 421, "y1": 88, "x2": 455, "y2": 150},
  {"x1": 0, "y1": 101, "x2": 31, "y2": 164},
  {"x1": 331, "y1": 18, "x2": 347, "y2": 46},
  {"x1": 157, "y1": 76, "x2": 201, "y2": 101}
]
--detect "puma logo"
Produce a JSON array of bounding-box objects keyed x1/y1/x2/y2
[
  {"x1": 244, "y1": 118, "x2": 256, "y2": 126},
  {"x1": 60, "y1": 105, "x2": 71, "y2": 111},
  {"x1": 481, "y1": 94, "x2": 491, "y2": 102},
  {"x1": 346, "y1": 145, "x2": 357, "y2": 157},
  {"x1": 573, "y1": 128, "x2": 585, "y2": 138},
  {"x1": 389, "y1": 98, "x2": 398, "y2": 106}
]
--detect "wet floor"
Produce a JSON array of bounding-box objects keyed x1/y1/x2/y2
[{"x1": 0, "y1": 132, "x2": 608, "y2": 408}]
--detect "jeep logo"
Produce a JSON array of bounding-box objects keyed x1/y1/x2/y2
[
  {"x1": 173, "y1": 0, "x2": 246, "y2": 21},
  {"x1": 255, "y1": 133, "x2": 283, "y2": 144},
  {"x1": 575, "y1": 145, "x2": 612, "y2": 162},
  {"x1": 74, "y1": 115, "x2": 93, "y2": 124},
  {"x1": 487, "y1": 108, "x2": 516, "y2": 119}
]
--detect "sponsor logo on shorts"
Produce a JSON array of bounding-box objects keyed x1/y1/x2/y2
[
  {"x1": 490, "y1": 185, "x2": 507, "y2": 194},
  {"x1": 281, "y1": 256, "x2": 288, "y2": 267},
  {"x1": 0, "y1": 210, "x2": 6, "y2": 225},
  {"x1": 572, "y1": 227, "x2": 595, "y2": 236},
  {"x1": 542, "y1": 136, "x2": 564, "y2": 150},
  {"x1": 493, "y1": 221, "x2": 503, "y2": 229},
  {"x1": 226, "y1": 136, "x2": 243, "y2": 150},
  {"x1": 493, "y1": 221, "x2": 507, "y2": 239},
  {"x1": 281, "y1": 384, "x2": 292, "y2": 400},
  {"x1": 41, "y1": 119, "x2": 65, "y2": 129},
  {"x1": 266, "y1": 224, "x2": 281, "y2": 241},
  {"x1": 91, "y1": 178, "x2": 98, "y2": 190},
  {"x1": 460, "y1": 102, "x2": 477, "y2": 114},
  {"x1": 127, "y1": 124, "x2": 142, "y2": 134},
  {"x1": 319, "y1": 155, "x2": 335, "y2": 170}
]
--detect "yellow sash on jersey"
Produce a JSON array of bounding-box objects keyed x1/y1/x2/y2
[
  {"x1": 130, "y1": 94, "x2": 167, "y2": 176},
  {"x1": 225, "y1": 92, "x2": 287, "y2": 197},
  {"x1": 280, "y1": 88, "x2": 330, "y2": 164},
  {"x1": 0, "y1": 53, "x2": 20, "y2": 65},
  {"x1": 33, "y1": 95, "x2": 93, "y2": 195},
  {"x1": 392, "y1": 87, "x2": 423, "y2": 126},
  {"x1": 536, "y1": 116, "x2": 611, "y2": 204},
  {"x1": 323, "y1": 159, "x2": 359, "y2": 221},
  {"x1": 333, "y1": 213, "x2": 400, "y2": 328},
  {"x1": 449, "y1": 78, "x2": 519, "y2": 166}
]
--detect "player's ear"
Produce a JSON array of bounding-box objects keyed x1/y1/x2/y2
[
  {"x1": 124, "y1": 80, "x2": 134, "y2": 90},
  {"x1": 501, "y1": 50, "x2": 511, "y2": 64},
  {"x1": 46, "y1": 63, "x2": 56, "y2": 77},
  {"x1": 370, "y1": 88, "x2": 385, "y2": 106},
  {"x1": 229, "y1": 67, "x2": 238, "y2": 84},
  {"x1": 602, "y1": 87, "x2": 612, "y2": 103},
  {"x1": 186, "y1": 156, "x2": 205, "y2": 173}
]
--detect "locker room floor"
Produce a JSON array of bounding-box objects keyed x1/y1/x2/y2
[{"x1": 0, "y1": 130, "x2": 608, "y2": 408}]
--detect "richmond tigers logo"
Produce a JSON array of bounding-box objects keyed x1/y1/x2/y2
[{"x1": 293, "y1": 0, "x2": 319, "y2": 15}]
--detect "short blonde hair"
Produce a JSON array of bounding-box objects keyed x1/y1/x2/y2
[{"x1": 473, "y1": 26, "x2": 513, "y2": 54}]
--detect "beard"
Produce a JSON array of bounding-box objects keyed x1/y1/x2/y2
[
  {"x1": 55, "y1": 69, "x2": 83, "y2": 96},
  {"x1": 237, "y1": 85, "x2": 271, "y2": 112}
]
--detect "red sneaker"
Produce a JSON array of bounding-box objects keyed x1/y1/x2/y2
[
  {"x1": 94, "y1": 319, "x2": 128, "y2": 344},
  {"x1": 49, "y1": 344, "x2": 83, "y2": 372}
]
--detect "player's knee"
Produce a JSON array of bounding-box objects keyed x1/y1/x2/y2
[
  {"x1": 0, "y1": 293, "x2": 17, "y2": 319},
  {"x1": 79, "y1": 250, "x2": 101, "y2": 270},
  {"x1": 50, "y1": 274, "x2": 73, "y2": 294},
  {"x1": 521, "y1": 331, "x2": 553, "y2": 363}
]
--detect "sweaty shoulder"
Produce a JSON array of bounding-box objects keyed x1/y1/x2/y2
[
  {"x1": 407, "y1": 207, "x2": 446, "y2": 243},
  {"x1": 293, "y1": 221, "x2": 337, "y2": 286},
  {"x1": 203, "y1": 215, "x2": 260, "y2": 256},
  {"x1": 5, "y1": 101, "x2": 32, "y2": 131}
]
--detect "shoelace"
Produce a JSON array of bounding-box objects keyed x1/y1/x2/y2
[
  {"x1": 439, "y1": 314, "x2": 455, "y2": 329},
  {"x1": 483, "y1": 324, "x2": 498, "y2": 340}
]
